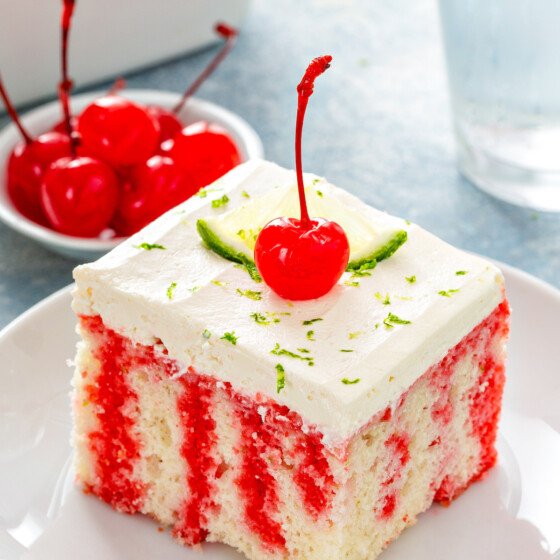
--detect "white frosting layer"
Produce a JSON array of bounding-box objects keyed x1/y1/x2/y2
[{"x1": 73, "y1": 160, "x2": 505, "y2": 447}]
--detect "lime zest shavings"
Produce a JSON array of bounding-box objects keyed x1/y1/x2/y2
[
  {"x1": 374, "y1": 292, "x2": 391, "y2": 305},
  {"x1": 438, "y1": 289, "x2": 460, "y2": 298},
  {"x1": 271, "y1": 343, "x2": 314, "y2": 366},
  {"x1": 341, "y1": 377, "x2": 360, "y2": 384},
  {"x1": 383, "y1": 312, "x2": 412, "y2": 329},
  {"x1": 166, "y1": 282, "x2": 177, "y2": 300},
  {"x1": 276, "y1": 364, "x2": 285, "y2": 393},
  {"x1": 211, "y1": 194, "x2": 230, "y2": 209},
  {"x1": 251, "y1": 311, "x2": 284, "y2": 325},
  {"x1": 135, "y1": 242, "x2": 166, "y2": 251},
  {"x1": 236, "y1": 288, "x2": 263, "y2": 300},
  {"x1": 221, "y1": 331, "x2": 238, "y2": 345}
]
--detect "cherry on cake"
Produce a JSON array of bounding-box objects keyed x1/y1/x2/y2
[{"x1": 71, "y1": 157, "x2": 509, "y2": 560}]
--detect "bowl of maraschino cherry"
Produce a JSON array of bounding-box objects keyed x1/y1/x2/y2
[{"x1": 0, "y1": 0, "x2": 263, "y2": 261}]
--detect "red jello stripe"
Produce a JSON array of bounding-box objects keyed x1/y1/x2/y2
[
  {"x1": 468, "y1": 299, "x2": 509, "y2": 477},
  {"x1": 433, "y1": 299, "x2": 510, "y2": 503},
  {"x1": 229, "y1": 390, "x2": 336, "y2": 551},
  {"x1": 292, "y1": 429, "x2": 336, "y2": 520},
  {"x1": 262, "y1": 401, "x2": 336, "y2": 520},
  {"x1": 385, "y1": 433, "x2": 411, "y2": 467},
  {"x1": 80, "y1": 315, "x2": 145, "y2": 513},
  {"x1": 233, "y1": 399, "x2": 287, "y2": 552},
  {"x1": 380, "y1": 493, "x2": 397, "y2": 519},
  {"x1": 376, "y1": 432, "x2": 410, "y2": 520},
  {"x1": 173, "y1": 371, "x2": 218, "y2": 545}
]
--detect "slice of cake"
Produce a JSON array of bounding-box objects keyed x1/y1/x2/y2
[{"x1": 72, "y1": 159, "x2": 509, "y2": 560}]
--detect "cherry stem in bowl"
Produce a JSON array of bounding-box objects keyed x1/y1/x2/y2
[
  {"x1": 0, "y1": 74, "x2": 33, "y2": 145},
  {"x1": 59, "y1": 0, "x2": 78, "y2": 157},
  {"x1": 295, "y1": 55, "x2": 332, "y2": 226},
  {"x1": 172, "y1": 22, "x2": 238, "y2": 114},
  {"x1": 107, "y1": 77, "x2": 127, "y2": 96}
]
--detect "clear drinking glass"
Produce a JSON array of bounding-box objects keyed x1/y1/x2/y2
[{"x1": 439, "y1": 0, "x2": 560, "y2": 212}]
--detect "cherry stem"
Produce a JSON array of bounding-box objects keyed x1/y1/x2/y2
[
  {"x1": 295, "y1": 55, "x2": 332, "y2": 226},
  {"x1": 0, "y1": 74, "x2": 33, "y2": 144},
  {"x1": 59, "y1": 0, "x2": 77, "y2": 157},
  {"x1": 172, "y1": 22, "x2": 238, "y2": 114},
  {"x1": 107, "y1": 77, "x2": 127, "y2": 96}
]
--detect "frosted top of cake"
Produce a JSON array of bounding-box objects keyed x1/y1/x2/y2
[{"x1": 73, "y1": 160, "x2": 504, "y2": 445}]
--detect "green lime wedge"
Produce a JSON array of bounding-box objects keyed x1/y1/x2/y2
[
  {"x1": 196, "y1": 183, "x2": 407, "y2": 278},
  {"x1": 196, "y1": 219, "x2": 262, "y2": 282}
]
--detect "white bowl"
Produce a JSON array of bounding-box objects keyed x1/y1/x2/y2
[{"x1": 0, "y1": 89, "x2": 264, "y2": 261}]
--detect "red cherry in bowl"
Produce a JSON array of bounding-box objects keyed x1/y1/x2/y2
[
  {"x1": 37, "y1": 0, "x2": 119, "y2": 239},
  {"x1": 7, "y1": 132, "x2": 72, "y2": 223},
  {"x1": 1, "y1": 76, "x2": 72, "y2": 224},
  {"x1": 158, "y1": 138, "x2": 174, "y2": 156},
  {"x1": 40, "y1": 156, "x2": 119, "y2": 237},
  {"x1": 113, "y1": 155, "x2": 195, "y2": 235},
  {"x1": 169, "y1": 121, "x2": 241, "y2": 191},
  {"x1": 51, "y1": 76, "x2": 127, "y2": 135},
  {"x1": 254, "y1": 217, "x2": 349, "y2": 300},
  {"x1": 77, "y1": 95, "x2": 160, "y2": 167},
  {"x1": 146, "y1": 106, "x2": 183, "y2": 144}
]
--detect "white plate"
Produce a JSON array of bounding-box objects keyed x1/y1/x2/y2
[
  {"x1": 0, "y1": 89, "x2": 264, "y2": 261},
  {"x1": 0, "y1": 260, "x2": 559, "y2": 560}
]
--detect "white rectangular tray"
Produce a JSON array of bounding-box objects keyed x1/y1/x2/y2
[{"x1": 0, "y1": 0, "x2": 251, "y2": 108}]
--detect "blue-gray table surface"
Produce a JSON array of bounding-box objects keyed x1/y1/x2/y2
[{"x1": 1, "y1": 0, "x2": 558, "y2": 329}]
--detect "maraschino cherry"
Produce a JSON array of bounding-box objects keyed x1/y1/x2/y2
[
  {"x1": 112, "y1": 24, "x2": 239, "y2": 236},
  {"x1": 51, "y1": 77, "x2": 126, "y2": 135},
  {"x1": 145, "y1": 105, "x2": 183, "y2": 147},
  {"x1": 169, "y1": 121, "x2": 241, "y2": 192},
  {"x1": 254, "y1": 56, "x2": 349, "y2": 300},
  {"x1": 3, "y1": 3, "x2": 243, "y2": 238},
  {"x1": 40, "y1": 0, "x2": 119, "y2": 237},
  {"x1": 42, "y1": 156, "x2": 119, "y2": 236},
  {"x1": 77, "y1": 94, "x2": 160, "y2": 168},
  {"x1": 113, "y1": 155, "x2": 195, "y2": 235},
  {"x1": 0, "y1": 76, "x2": 71, "y2": 224}
]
